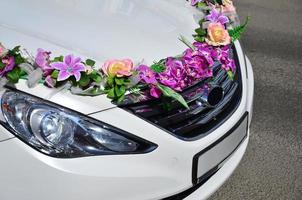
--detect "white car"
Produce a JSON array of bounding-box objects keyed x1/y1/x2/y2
[{"x1": 0, "y1": 0, "x2": 254, "y2": 199}]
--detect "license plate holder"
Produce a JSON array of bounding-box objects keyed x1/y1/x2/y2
[{"x1": 192, "y1": 112, "x2": 249, "y2": 184}]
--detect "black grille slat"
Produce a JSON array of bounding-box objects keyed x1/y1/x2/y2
[{"x1": 121, "y1": 47, "x2": 242, "y2": 140}]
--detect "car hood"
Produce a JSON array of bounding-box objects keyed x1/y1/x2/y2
[{"x1": 0, "y1": 0, "x2": 199, "y2": 114}]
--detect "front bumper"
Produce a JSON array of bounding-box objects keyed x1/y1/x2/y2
[{"x1": 0, "y1": 42, "x2": 254, "y2": 200}]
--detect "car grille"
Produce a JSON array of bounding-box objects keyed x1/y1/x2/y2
[{"x1": 120, "y1": 47, "x2": 242, "y2": 141}]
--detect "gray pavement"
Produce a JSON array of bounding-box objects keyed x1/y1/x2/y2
[{"x1": 210, "y1": 0, "x2": 302, "y2": 199}]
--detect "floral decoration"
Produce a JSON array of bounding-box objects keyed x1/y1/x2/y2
[{"x1": 0, "y1": 0, "x2": 249, "y2": 109}]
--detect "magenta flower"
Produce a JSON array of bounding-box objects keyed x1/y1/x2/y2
[
  {"x1": 158, "y1": 57, "x2": 187, "y2": 91},
  {"x1": 51, "y1": 54, "x2": 86, "y2": 82},
  {"x1": 137, "y1": 65, "x2": 157, "y2": 84},
  {"x1": 35, "y1": 48, "x2": 53, "y2": 76},
  {"x1": 150, "y1": 86, "x2": 162, "y2": 98},
  {"x1": 182, "y1": 43, "x2": 215, "y2": 80},
  {"x1": 205, "y1": 8, "x2": 229, "y2": 25},
  {"x1": 0, "y1": 56, "x2": 15, "y2": 77}
]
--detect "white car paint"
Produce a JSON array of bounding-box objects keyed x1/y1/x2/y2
[{"x1": 0, "y1": 0, "x2": 254, "y2": 199}]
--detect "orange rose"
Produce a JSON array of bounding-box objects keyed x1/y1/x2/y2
[
  {"x1": 206, "y1": 22, "x2": 231, "y2": 46},
  {"x1": 101, "y1": 59, "x2": 133, "y2": 77}
]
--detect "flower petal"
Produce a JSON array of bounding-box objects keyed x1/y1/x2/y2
[
  {"x1": 73, "y1": 71, "x2": 82, "y2": 82},
  {"x1": 64, "y1": 54, "x2": 73, "y2": 66},
  {"x1": 57, "y1": 70, "x2": 71, "y2": 81},
  {"x1": 51, "y1": 62, "x2": 67, "y2": 70}
]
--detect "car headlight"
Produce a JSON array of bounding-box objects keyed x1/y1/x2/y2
[{"x1": 0, "y1": 89, "x2": 157, "y2": 158}]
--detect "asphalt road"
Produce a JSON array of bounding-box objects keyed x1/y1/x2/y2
[{"x1": 210, "y1": 0, "x2": 302, "y2": 199}]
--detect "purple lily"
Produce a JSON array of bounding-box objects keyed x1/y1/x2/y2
[
  {"x1": 51, "y1": 54, "x2": 86, "y2": 82},
  {"x1": 0, "y1": 56, "x2": 15, "y2": 77},
  {"x1": 205, "y1": 8, "x2": 229, "y2": 25},
  {"x1": 137, "y1": 65, "x2": 157, "y2": 84}
]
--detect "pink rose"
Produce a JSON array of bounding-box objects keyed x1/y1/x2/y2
[
  {"x1": 206, "y1": 22, "x2": 231, "y2": 46},
  {"x1": 101, "y1": 59, "x2": 133, "y2": 77}
]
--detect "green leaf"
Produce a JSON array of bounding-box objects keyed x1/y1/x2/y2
[
  {"x1": 197, "y1": 2, "x2": 207, "y2": 8},
  {"x1": 107, "y1": 88, "x2": 116, "y2": 99},
  {"x1": 114, "y1": 77, "x2": 125, "y2": 86},
  {"x1": 9, "y1": 46, "x2": 21, "y2": 55},
  {"x1": 194, "y1": 36, "x2": 205, "y2": 43},
  {"x1": 14, "y1": 54, "x2": 25, "y2": 65},
  {"x1": 107, "y1": 76, "x2": 115, "y2": 87},
  {"x1": 0, "y1": 61, "x2": 5, "y2": 69},
  {"x1": 150, "y1": 63, "x2": 166, "y2": 73},
  {"x1": 194, "y1": 28, "x2": 207, "y2": 36},
  {"x1": 115, "y1": 85, "x2": 126, "y2": 97},
  {"x1": 78, "y1": 73, "x2": 90, "y2": 87},
  {"x1": 6, "y1": 67, "x2": 21, "y2": 83},
  {"x1": 157, "y1": 84, "x2": 189, "y2": 109},
  {"x1": 227, "y1": 71, "x2": 234, "y2": 81},
  {"x1": 85, "y1": 59, "x2": 96, "y2": 67},
  {"x1": 53, "y1": 56, "x2": 64, "y2": 62},
  {"x1": 228, "y1": 17, "x2": 250, "y2": 42},
  {"x1": 91, "y1": 73, "x2": 102, "y2": 83},
  {"x1": 51, "y1": 70, "x2": 59, "y2": 79},
  {"x1": 117, "y1": 94, "x2": 125, "y2": 103}
]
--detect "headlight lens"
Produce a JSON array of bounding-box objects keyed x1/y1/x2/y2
[{"x1": 0, "y1": 89, "x2": 156, "y2": 158}]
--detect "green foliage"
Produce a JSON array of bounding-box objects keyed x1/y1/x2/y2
[
  {"x1": 85, "y1": 59, "x2": 96, "y2": 67},
  {"x1": 6, "y1": 67, "x2": 22, "y2": 83},
  {"x1": 228, "y1": 17, "x2": 250, "y2": 42},
  {"x1": 227, "y1": 71, "x2": 234, "y2": 81},
  {"x1": 151, "y1": 61, "x2": 166, "y2": 73},
  {"x1": 0, "y1": 60, "x2": 5, "y2": 69},
  {"x1": 51, "y1": 70, "x2": 59, "y2": 79},
  {"x1": 105, "y1": 76, "x2": 131, "y2": 103},
  {"x1": 157, "y1": 84, "x2": 189, "y2": 109},
  {"x1": 52, "y1": 55, "x2": 64, "y2": 62},
  {"x1": 78, "y1": 73, "x2": 90, "y2": 87},
  {"x1": 197, "y1": 2, "x2": 207, "y2": 8}
]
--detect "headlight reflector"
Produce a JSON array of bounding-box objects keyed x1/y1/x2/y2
[{"x1": 0, "y1": 90, "x2": 156, "y2": 158}]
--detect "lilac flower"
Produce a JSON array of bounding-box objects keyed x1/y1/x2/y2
[
  {"x1": 35, "y1": 48, "x2": 53, "y2": 76},
  {"x1": 51, "y1": 54, "x2": 86, "y2": 82},
  {"x1": 158, "y1": 57, "x2": 187, "y2": 91},
  {"x1": 205, "y1": 8, "x2": 229, "y2": 25},
  {"x1": 0, "y1": 56, "x2": 15, "y2": 77},
  {"x1": 137, "y1": 65, "x2": 157, "y2": 84}
]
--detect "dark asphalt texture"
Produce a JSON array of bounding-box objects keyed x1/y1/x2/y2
[{"x1": 210, "y1": 0, "x2": 302, "y2": 199}]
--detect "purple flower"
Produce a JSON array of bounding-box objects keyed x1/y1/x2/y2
[
  {"x1": 215, "y1": 45, "x2": 236, "y2": 72},
  {"x1": 150, "y1": 86, "x2": 162, "y2": 98},
  {"x1": 51, "y1": 54, "x2": 86, "y2": 82},
  {"x1": 0, "y1": 56, "x2": 15, "y2": 77},
  {"x1": 182, "y1": 43, "x2": 215, "y2": 80},
  {"x1": 191, "y1": 0, "x2": 204, "y2": 6},
  {"x1": 137, "y1": 65, "x2": 157, "y2": 84},
  {"x1": 205, "y1": 8, "x2": 229, "y2": 25},
  {"x1": 45, "y1": 75, "x2": 56, "y2": 88},
  {"x1": 35, "y1": 48, "x2": 53, "y2": 76},
  {"x1": 158, "y1": 57, "x2": 187, "y2": 91}
]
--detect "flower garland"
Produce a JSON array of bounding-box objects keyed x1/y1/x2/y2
[{"x1": 0, "y1": 0, "x2": 248, "y2": 108}]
